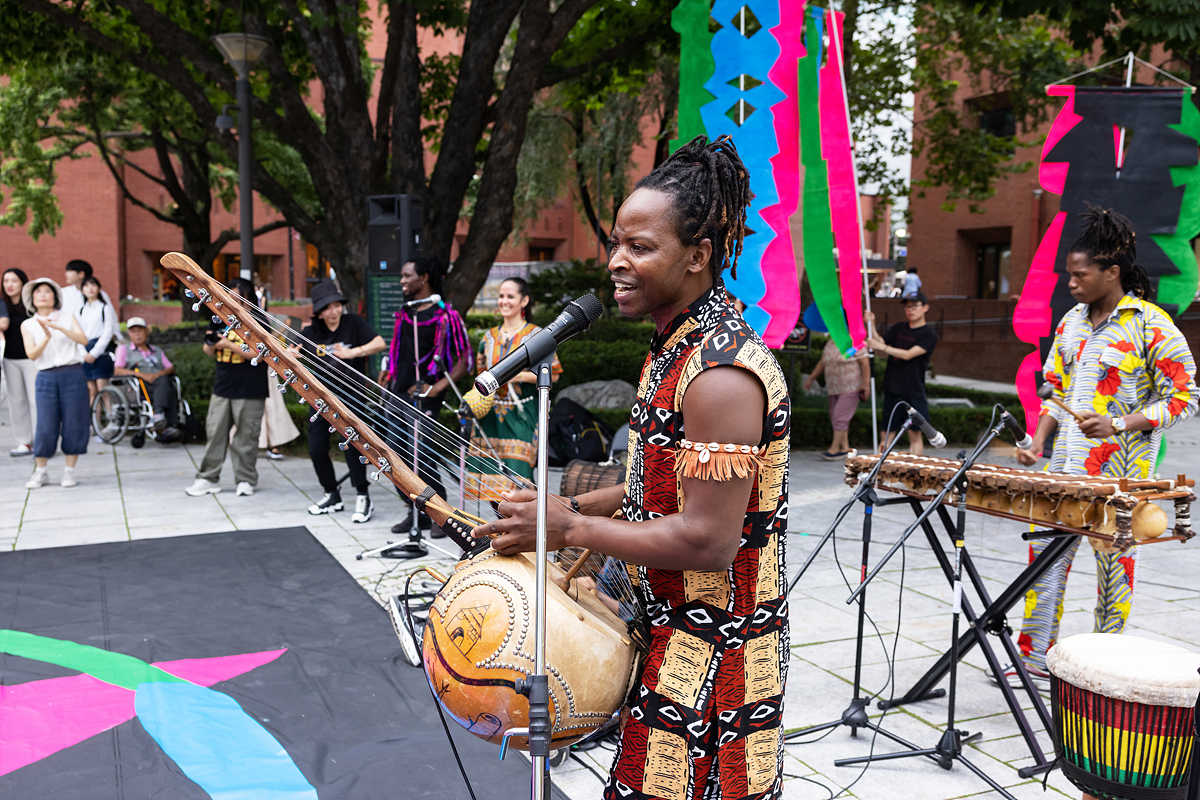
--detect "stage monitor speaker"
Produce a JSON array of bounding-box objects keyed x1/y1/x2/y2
[{"x1": 367, "y1": 194, "x2": 422, "y2": 274}]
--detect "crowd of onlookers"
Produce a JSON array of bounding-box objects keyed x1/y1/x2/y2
[
  {"x1": 1, "y1": 261, "x2": 298, "y2": 493},
  {"x1": 3, "y1": 258, "x2": 511, "y2": 543}
]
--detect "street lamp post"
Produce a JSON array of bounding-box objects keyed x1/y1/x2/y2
[{"x1": 213, "y1": 32, "x2": 270, "y2": 282}]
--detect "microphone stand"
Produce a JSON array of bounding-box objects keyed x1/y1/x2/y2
[
  {"x1": 360, "y1": 299, "x2": 430, "y2": 560},
  {"x1": 834, "y1": 413, "x2": 1017, "y2": 800},
  {"x1": 785, "y1": 413, "x2": 918, "y2": 745},
  {"x1": 498, "y1": 359, "x2": 555, "y2": 800}
]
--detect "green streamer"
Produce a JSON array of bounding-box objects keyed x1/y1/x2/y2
[
  {"x1": 670, "y1": 0, "x2": 715, "y2": 152},
  {"x1": 797, "y1": 13, "x2": 852, "y2": 352},
  {"x1": 1155, "y1": 92, "x2": 1200, "y2": 315}
]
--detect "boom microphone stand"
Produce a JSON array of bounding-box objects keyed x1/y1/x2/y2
[
  {"x1": 834, "y1": 413, "x2": 1018, "y2": 800},
  {"x1": 785, "y1": 410, "x2": 922, "y2": 745}
]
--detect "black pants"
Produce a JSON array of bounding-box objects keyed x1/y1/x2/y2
[
  {"x1": 145, "y1": 376, "x2": 179, "y2": 427},
  {"x1": 308, "y1": 415, "x2": 368, "y2": 495},
  {"x1": 387, "y1": 392, "x2": 446, "y2": 525}
]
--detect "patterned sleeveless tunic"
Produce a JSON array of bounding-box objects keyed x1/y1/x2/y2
[{"x1": 606, "y1": 285, "x2": 791, "y2": 800}]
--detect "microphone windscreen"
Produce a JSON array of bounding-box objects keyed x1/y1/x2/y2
[{"x1": 572, "y1": 293, "x2": 603, "y2": 323}]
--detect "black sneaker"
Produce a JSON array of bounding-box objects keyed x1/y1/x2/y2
[
  {"x1": 390, "y1": 510, "x2": 413, "y2": 534},
  {"x1": 307, "y1": 493, "x2": 343, "y2": 515}
]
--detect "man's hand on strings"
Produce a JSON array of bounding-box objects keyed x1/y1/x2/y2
[
  {"x1": 329, "y1": 342, "x2": 352, "y2": 359},
  {"x1": 472, "y1": 488, "x2": 577, "y2": 555}
]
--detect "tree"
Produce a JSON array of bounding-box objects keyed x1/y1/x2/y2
[
  {"x1": 0, "y1": 54, "x2": 293, "y2": 277},
  {"x1": 0, "y1": 0, "x2": 667, "y2": 310}
]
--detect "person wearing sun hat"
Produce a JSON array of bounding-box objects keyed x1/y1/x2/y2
[
  {"x1": 19, "y1": 277, "x2": 90, "y2": 488},
  {"x1": 296, "y1": 279, "x2": 386, "y2": 522}
]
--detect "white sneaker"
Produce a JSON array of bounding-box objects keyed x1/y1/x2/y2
[
  {"x1": 25, "y1": 468, "x2": 48, "y2": 489},
  {"x1": 351, "y1": 494, "x2": 374, "y2": 523},
  {"x1": 307, "y1": 493, "x2": 343, "y2": 515},
  {"x1": 10, "y1": 443, "x2": 32, "y2": 457},
  {"x1": 235, "y1": 481, "x2": 255, "y2": 497},
  {"x1": 60, "y1": 467, "x2": 77, "y2": 488},
  {"x1": 185, "y1": 478, "x2": 222, "y2": 496}
]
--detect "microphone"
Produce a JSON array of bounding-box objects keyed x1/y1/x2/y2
[
  {"x1": 402, "y1": 294, "x2": 442, "y2": 307},
  {"x1": 906, "y1": 404, "x2": 947, "y2": 448},
  {"x1": 475, "y1": 294, "x2": 603, "y2": 395},
  {"x1": 1001, "y1": 408, "x2": 1034, "y2": 449}
]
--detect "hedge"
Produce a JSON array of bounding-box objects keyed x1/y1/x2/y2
[{"x1": 167, "y1": 320, "x2": 1013, "y2": 451}]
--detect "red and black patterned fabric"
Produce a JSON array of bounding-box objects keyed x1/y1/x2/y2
[{"x1": 605, "y1": 284, "x2": 791, "y2": 800}]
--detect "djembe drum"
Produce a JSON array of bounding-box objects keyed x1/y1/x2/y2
[{"x1": 1047, "y1": 633, "x2": 1200, "y2": 799}]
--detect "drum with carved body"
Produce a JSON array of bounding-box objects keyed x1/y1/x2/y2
[
  {"x1": 1048, "y1": 633, "x2": 1200, "y2": 799},
  {"x1": 422, "y1": 548, "x2": 640, "y2": 750}
]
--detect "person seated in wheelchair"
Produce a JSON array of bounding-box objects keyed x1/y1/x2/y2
[{"x1": 112, "y1": 317, "x2": 181, "y2": 443}]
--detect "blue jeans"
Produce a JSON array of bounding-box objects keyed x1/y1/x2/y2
[{"x1": 34, "y1": 364, "x2": 90, "y2": 458}]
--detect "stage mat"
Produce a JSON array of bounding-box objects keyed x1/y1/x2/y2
[{"x1": 0, "y1": 527, "x2": 568, "y2": 799}]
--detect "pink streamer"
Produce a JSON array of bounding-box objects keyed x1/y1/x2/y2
[
  {"x1": 1038, "y1": 85, "x2": 1079, "y2": 196},
  {"x1": 818, "y1": 10, "x2": 866, "y2": 348},
  {"x1": 759, "y1": 0, "x2": 807, "y2": 347},
  {"x1": 1013, "y1": 85, "x2": 1080, "y2": 427}
]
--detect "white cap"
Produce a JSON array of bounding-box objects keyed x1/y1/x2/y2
[{"x1": 125, "y1": 316, "x2": 148, "y2": 329}]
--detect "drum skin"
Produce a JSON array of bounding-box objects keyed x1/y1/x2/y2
[{"x1": 422, "y1": 549, "x2": 637, "y2": 750}]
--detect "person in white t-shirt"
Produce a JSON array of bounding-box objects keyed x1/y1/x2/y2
[
  {"x1": 79, "y1": 276, "x2": 116, "y2": 406},
  {"x1": 20, "y1": 278, "x2": 89, "y2": 489}
]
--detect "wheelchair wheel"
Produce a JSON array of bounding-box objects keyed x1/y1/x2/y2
[
  {"x1": 92, "y1": 386, "x2": 129, "y2": 443},
  {"x1": 131, "y1": 432, "x2": 146, "y2": 449}
]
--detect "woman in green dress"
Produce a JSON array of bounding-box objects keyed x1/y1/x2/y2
[{"x1": 465, "y1": 277, "x2": 561, "y2": 501}]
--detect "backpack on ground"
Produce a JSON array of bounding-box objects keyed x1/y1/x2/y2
[{"x1": 547, "y1": 397, "x2": 613, "y2": 465}]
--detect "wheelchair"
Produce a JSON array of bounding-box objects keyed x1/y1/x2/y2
[{"x1": 91, "y1": 374, "x2": 192, "y2": 448}]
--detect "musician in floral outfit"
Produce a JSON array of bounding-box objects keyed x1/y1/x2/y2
[
  {"x1": 1013, "y1": 206, "x2": 1198, "y2": 684},
  {"x1": 476, "y1": 136, "x2": 791, "y2": 800}
]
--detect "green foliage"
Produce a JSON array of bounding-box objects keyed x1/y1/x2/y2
[
  {"x1": 165, "y1": 342, "x2": 213, "y2": 413},
  {"x1": 556, "y1": 338, "x2": 647, "y2": 388},
  {"x1": 527, "y1": 258, "x2": 616, "y2": 315},
  {"x1": 911, "y1": 4, "x2": 1081, "y2": 211}
]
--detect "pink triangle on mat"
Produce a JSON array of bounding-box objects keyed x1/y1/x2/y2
[{"x1": 0, "y1": 649, "x2": 286, "y2": 776}]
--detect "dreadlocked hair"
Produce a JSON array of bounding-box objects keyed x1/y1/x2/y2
[
  {"x1": 1068, "y1": 204, "x2": 1152, "y2": 299},
  {"x1": 634, "y1": 134, "x2": 752, "y2": 280}
]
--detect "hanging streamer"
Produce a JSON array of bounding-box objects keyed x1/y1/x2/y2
[
  {"x1": 818, "y1": 9, "x2": 866, "y2": 350},
  {"x1": 670, "y1": 0, "x2": 716, "y2": 150},
  {"x1": 1155, "y1": 94, "x2": 1200, "y2": 312},
  {"x1": 1014, "y1": 85, "x2": 1200, "y2": 429},
  {"x1": 758, "y1": 0, "x2": 807, "y2": 346},
  {"x1": 797, "y1": 8, "x2": 853, "y2": 353}
]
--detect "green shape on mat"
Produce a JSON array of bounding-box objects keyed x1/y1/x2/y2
[
  {"x1": 1155, "y1": 91, "x2": 1200, "y2": 315},
  {"x1": 797, "y1": 12, "x2": 852, "y2": 353},
  {"x1": 0, "y1": 629, "x2": 184, "y2": 690},
  {"x1": 671, "y1": 0, "x2": 715, "y2": 151}
]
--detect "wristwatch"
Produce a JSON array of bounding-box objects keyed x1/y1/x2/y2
[{"x1": 1111, "y1": 415, "x2": 1127, "y2": 433}]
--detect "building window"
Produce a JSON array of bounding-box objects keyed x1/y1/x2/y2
[
  {"x1": 213, "y1": 254, "x2": 274, "y2": 287},
  {"x1": 148, "y1": 252, "x2": 179, "y2": 300},
  {"x1": 528, "y1": 244, "x2": 557, "y2": 262},
  {"x1": 967, "y1": 93, "x2": 1016, "y2": 139},
  {"x1": 976, "y1": 241, "x2": 1011, "y2": 299},
  {"x1": 306, "y1": 243, "x2": 331, "y2": 283}
]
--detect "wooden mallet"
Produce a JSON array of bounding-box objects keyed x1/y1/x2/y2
[{"x1": 1037, "y1": 382, "x2": 1086, "y2": 423}]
